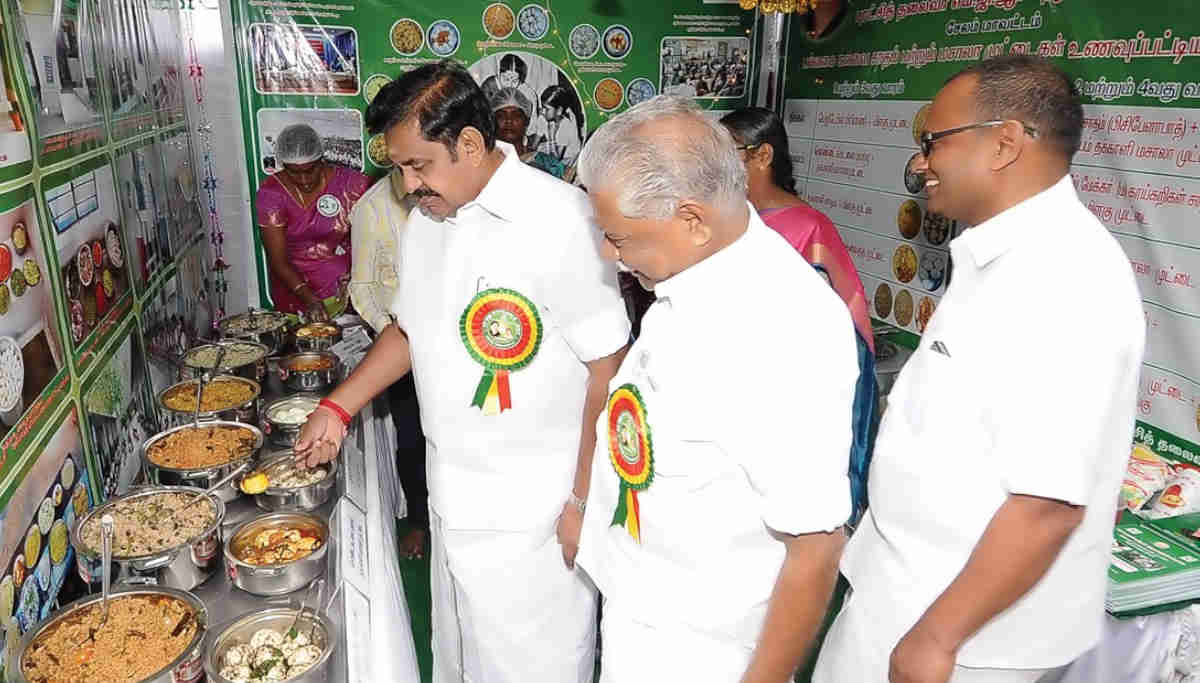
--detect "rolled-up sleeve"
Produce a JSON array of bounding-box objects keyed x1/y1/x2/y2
[{"x1": 543, "y1": 203, "x2": 630, "y2": 363}]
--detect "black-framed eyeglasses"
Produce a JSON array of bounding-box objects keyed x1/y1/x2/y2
[{"x1": 919, "y1": 120, "x2": 1038, "y2": 157}]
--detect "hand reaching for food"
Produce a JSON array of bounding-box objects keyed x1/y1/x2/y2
[{"x1": 293, "y1": 406, "x2": 346, "y2": 469}]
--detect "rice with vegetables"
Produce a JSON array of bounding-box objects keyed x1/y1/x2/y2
[
  {"x1": 81, "y1": 492, "x2": 216, "y2": 557},
  {"x1": 163, "y1": 378, "x2": 257, "y2": 413},
  {"x1": 184, "y1": 342, "x2": 268, "y2": 371},
  {"x1": 147, "y1": 425, "x2": 258, "y2": 469},
  {"x1": 20, "y1": 594, "x2": 199, "y2": 682}
]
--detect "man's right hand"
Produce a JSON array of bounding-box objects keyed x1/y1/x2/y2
[{"x1": 294, "y1": 406, "x2": 348, "y2": 469}]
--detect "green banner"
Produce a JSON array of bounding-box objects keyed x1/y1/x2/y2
[{"x1": 227, "y1": 0, "x2": 760, "y2": 307}]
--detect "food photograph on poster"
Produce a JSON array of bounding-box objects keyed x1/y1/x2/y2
[
  {"x1": 0, "y1": 407, "x2": 93, "y2": 682},
  {"x1": 44, "y1": 159, "x2": 129, "y2": 352},
  {"x1": 0, "y1": 190, "x2": 63, "y2": 440},
  {"x1": 83, "y1": 328, "x2": 156, "y2": 498}
]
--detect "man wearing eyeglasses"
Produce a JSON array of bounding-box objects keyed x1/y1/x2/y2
[{"x1": 814, "y1": 55, "x2": 1145, "y2": 683}]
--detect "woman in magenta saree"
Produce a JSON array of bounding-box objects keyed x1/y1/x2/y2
[
  {"x1": 723, "y1": 108, "x2": 877, "y2": 526},
  {"x1": 257, "y1": 124, "x2": 372, "y2": 318}
]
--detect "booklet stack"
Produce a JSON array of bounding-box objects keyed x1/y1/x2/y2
[{"x1": 1108, "y1": 513, "x2": 1200, "y2": 615}]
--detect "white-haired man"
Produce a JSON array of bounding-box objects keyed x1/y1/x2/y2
[{"x1": 574, "y1": 95, "x2": 858, "y2": 682}]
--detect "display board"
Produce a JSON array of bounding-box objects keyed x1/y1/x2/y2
[
  {"x1": 227, "y1": 0, "x2": 760, "y2": 307},
  {"x1": 782, "y1": 2, "x2": 1200, "y2": 467},
  {"x1": 0, "y1": 0, "x2": 208, "y2": 672}
]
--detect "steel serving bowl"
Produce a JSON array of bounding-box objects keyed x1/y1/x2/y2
[
  {"x1": 218, "y1": 311, "x2": 290, "y2": 354},
  {"x1": 15, "y1": 586, "x2": 208, "y2": 683},
  {"x1": 183, "y1": 341, "x2": 270, "y2": 384},
  {"x1": 250, "y1": 451, "x2": 338, "y2": 512},
  {"x1": 142, "y1": 421, "x2": 264, "y2": 504},
  {"x1": 262, "y1": 393, "x2": 322, "y2": 448},
  {"x1": 293, "y1": 322, "x2": 342, "y2": 353},
  {"x1": 223, "y1": 511, "x2": 328, "y2": 596},
  {"x1": 72, "y1": 485, "x2": 226, "y2": 592},
  {"x1": 158, "y1": 375, "x2": 261, "y2": 429},
  {"x1": 204, "y1": 607, "x2": 334, "y2": 683},
  {"x1": 278, "y1": 352, "x2": 339, "y2": 393}
]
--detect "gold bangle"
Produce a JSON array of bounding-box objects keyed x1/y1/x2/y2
[{"x1": 292, "y1": 281, "x2": 310, "y2": 293}]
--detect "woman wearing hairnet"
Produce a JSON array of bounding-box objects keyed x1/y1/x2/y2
[
  {"x1": 256, "y1": 123, "x2": 371, "y2": 319},
  {"x1": 490, "y1": 87, "x2": 567, "y2": 179}
]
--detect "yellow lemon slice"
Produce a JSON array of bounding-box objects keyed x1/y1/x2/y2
[{"x1": 240, "y1": 473, "x2": 269, "y2": 495}]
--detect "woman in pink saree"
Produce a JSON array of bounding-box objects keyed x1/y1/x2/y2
[
  {"x1": 257, "y1": 124, "x2": 371, "y2": 319},
  {"x1": 722, "y1": 108, "x2": 877, "y2": 526}
]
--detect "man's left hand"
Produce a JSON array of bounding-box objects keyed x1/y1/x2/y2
[
  {"x1": 556, "y1": 501, "x2": 583, "y2": 569},
  {"x1": 889, "y1": 622, "x2": 956, "y2": 683}
]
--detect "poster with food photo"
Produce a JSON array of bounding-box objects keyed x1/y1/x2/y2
[
  {"x1": 0, "y1": 16, "x2": 33, "y2": 185},
  {"x1": 82, "y1": 327, "x2": 157, "y2": 498},
  {"x1": 0, "y1": 184, "x2": 65, "y2": 443},
  {"x1": 0, "y1": 406, "x2": 93, "y2": 681},
  {"x1": 42, "y1": 157, "x2": 130, "y2": 359},
  {"x1": 9, "y1": 0, "x2": 106, "y2": 163},
  {"x1": 116, "y1": 137, "x2": 171, "y2": 289}
]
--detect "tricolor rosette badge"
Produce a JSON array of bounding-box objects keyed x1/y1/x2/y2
[
  {"x1": 608, "y1": 383, "x2": 654, "y2": 543},
  {"x1": 460, "y1": 288, "x2": 542, "y2": 415}
]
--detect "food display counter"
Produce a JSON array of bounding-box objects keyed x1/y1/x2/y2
[{"x1": 6, "y1": 318, "x2": 421, "y2": 682}]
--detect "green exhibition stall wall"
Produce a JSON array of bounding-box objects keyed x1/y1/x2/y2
[
  {"x1": 227, "y1": 0, "x2": 762, "y2": 308},
  {"x1": 0, "y1": 0, "x2": 210, "y2": 663},
  {"x1": 782, "y1": 1, "x2": 1200, "y2": 473}
]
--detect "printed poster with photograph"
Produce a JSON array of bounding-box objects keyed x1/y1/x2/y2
[
  {"x1": 0, "y1": 405, "x2": 94, "y2": 682},
  {"x1": 0, "y1": 23, "x2": 33, "y2": 185},
  {"x1": 160, "y1": 127, "x2": 202, "y2": 252},
  {"x1": 81, "y1": 322, "x2": 158, "y2": 499},
  {"x1": 116, "y1": 135, "x2": 172, "y2": 290},
  {"x1": 781, "y1": 3, "x2": 1200, "y2": 518},
  {"x1": 41, "y1": 155, "x2": 132, "y2": 371},
  {"x1": 0, "y1": 184, "x2": 67, "y2": 451},
  {"x1": 8, "y1": 0, "x2": 107, "y2": 164},
  {"x1": 227, "y1": 0, "x2": 758, "y2": 307},
  {"x1": 100, "y1": 0, "x2": 163, "y2": 140}
]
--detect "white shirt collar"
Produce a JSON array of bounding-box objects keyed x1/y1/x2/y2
[
  {"x1": 458, "y1": 141, "x2": 524, "y2": 223},
  {"x1": 653, "y1": 203, "x2": 759, "y2": 305},
  {"x1": 952, "y1": 174, "x2": 1074, "y2": 270}
]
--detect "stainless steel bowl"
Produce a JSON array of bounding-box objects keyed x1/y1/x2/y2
[
  {"x1": 204, "y1": 607, "x2": 335, "y2": 683},
  {"x1": 224, "y1": 511, "x2": 328, "y2": 596},
  {"x1": 72, "y1": 486, "x2": 226, "y2": 591},
  {"x1": 262, "y1": 393, "x2": 322, "y2": 448},
  {"x1": 293, "y1": 322, "x2": 342, "y2": 352},
  {"x1": 142, "y1": 422, "x2": 264, "y2": 503},
  {"x1": 15, "y1": 586, "x2": 208, "y2": 683},
  {"x1": 251, "y1": 452, "x2": 338, "y2": 512},
  {"x1": 218, "y1": 311, "x2": 290, "y2": 354},
  {"x1": 158, "y1": 375, "x2": 261, "y2": 430},
  {"x1": 279, "y1": 352, "x2": 340, "y2": 393},
  {"x1": 183, "y1": 341, "x2": 270, "y2": 384}
]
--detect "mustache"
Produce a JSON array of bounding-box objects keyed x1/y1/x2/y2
[{"x1": 411, "y1": 187, "x2": 440, "y2": 198}]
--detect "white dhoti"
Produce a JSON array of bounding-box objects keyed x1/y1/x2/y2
[
  {"x1": 814, "y1": 592, "x2": 1064, "y2": 683},
  {"x1": 430, "y1": 510, "x2": 597, "y2": 683},
  {"x1": 598, "y1": 600, "x2": 752, "y2": 683}
]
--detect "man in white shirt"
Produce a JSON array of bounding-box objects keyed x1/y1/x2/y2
[
  {"x1": 296, "y1": 60, "x2": 630, "y2": 682},
  {"x1": 814, "y1": 55, "x2": 1146, "y2": 683},
  {"x1": 575, "y1": 95, "x2": 858, "y2": 682}
]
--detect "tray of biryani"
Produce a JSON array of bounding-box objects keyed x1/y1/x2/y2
[
  {"x1": 143, "y1": 422, "x2": 262, "y2": 472},
  {"x1": 159, "y1": 376, "x2": 260, "y2": 415},
  {"x1": 16, "y1": 586, "x2": 207, "y2": 683}
]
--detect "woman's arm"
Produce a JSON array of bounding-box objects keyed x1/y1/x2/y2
[{"x1": 260, "y1": 224, "x2": 323, "y2": 308}]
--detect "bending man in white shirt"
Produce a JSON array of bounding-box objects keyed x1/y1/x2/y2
[
  {"x1": 575, "y1": 95, "x2": 858, "y2": 682},
  {"x1": 296, "y1": 60, "x2": 630, "y2": 682},
  {"x1": 814, "y1": 55, "x2": 1146, "y2": 683}
]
